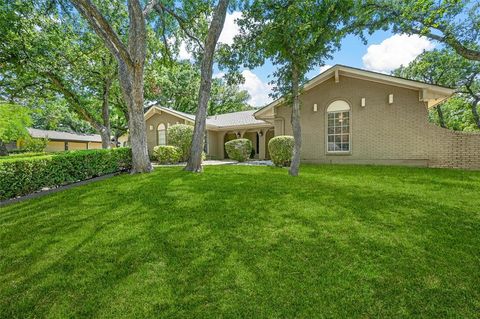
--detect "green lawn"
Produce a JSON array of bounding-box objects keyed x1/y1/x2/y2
[{"x1": 1, "y1": 165, "x2": 479, "y2": 318}]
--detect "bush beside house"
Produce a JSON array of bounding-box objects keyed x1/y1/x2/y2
[
  {"x1": 225, "y1": 139, "x2": 252, "y2": 162},
  {"x1": 0, "y1": 148, "x2": 131, "y2": 200},
  {"x1": 269, "y1": 136, "x2": 294, "y2": 167},
  {"x1": 153, "y1": 145, "x2": 182, "y2": 164},
  {"x1": 167, "y1": 124, "x2": 194, "y2": 162}
]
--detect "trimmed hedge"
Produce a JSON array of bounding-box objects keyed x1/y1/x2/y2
[
  {"x1": 0, "y1": 152, "x2": 49, "y2": 160},
  {"x1": 167, "y1": 124, "x2": 194, "y2": 161},
  {"x1": 0, "y1": 148, "x2": 132, "y2": 200},
  {"x1": 153, "y1": 145, "x2": 182, "y2": 164},
  {"x1": 269, "y1": 135, "x2": 294, "y2": 167},
  {"x1": 225, "y1": 138, "x2": 252, "y2": 162}
]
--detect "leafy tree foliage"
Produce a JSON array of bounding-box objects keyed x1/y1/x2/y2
[
  {"x1": 145, "y1": 61, "x2": 250, "y2": 115},
  {"x1": 393, "y1": 48, "x2": 480, "y2": 130},
  {"x1": 0, "y1": 104, "x2": 31, "y2": 155},
  {"x1": 367, "y1": 0, "x2": 480, "y2": 61},
  {"x1": 0, "y1": 0, "x2": 125, "y2": 148}
]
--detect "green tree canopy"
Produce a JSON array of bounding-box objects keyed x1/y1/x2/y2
[
  {"x1": 145, "y1": 61, "x2": 250, "y2": 115},
  {"x1": 367, "y1": 0, "x2": 480, "y2": 61},
  {"x1": 393, "y1": 48, "x2": 480, "y2": 130}
]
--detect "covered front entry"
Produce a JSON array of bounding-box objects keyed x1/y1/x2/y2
[{"x1": 221, "y1": 128, "x2": 274, "y2": 160}]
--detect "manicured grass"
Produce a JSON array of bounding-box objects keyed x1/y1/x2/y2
[{"x1": 1, "y1": 165, "x2": 479, "y2": 318}]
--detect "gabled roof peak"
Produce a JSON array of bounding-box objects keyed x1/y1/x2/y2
[{"x1": 254, "y1": 64, "x2": 455, "y2": 117}]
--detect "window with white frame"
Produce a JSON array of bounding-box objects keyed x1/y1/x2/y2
[
  {"x1": 157, "y1": 123, "x2": 166, "y2": 145},
  {"x1": 327, "y1": 100, "x2": 350, "y2": 153}
]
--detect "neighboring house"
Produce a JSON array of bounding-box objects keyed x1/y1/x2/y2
[
  {"x1": 146, "y1": 64, "x2": 480, "y2": 169},
  {"x1": 7, "y1": 128, "x2": 104, "y2": 152}
]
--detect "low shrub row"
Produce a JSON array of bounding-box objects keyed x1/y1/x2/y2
[{"x1": 0, "y1": 148, "x2": 131, "y2": 200}]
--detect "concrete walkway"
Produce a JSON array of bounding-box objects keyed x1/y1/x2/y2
[{"x1": 153, "y1": 159, "x2": 273, "y2": 167}]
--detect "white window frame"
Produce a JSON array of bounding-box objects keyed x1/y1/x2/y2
[{"x1": 326, "y1": 100, "x2": 351, "y2": 154}]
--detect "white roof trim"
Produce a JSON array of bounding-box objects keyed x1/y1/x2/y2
[
  {"x1": 254, "y1": 64, "x2": 455, "y2": 117},
  {"x1": 144, "y1": 106, "x2": 195, "y2": 123}
]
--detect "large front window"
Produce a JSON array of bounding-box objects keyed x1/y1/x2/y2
[{"x1": 327, "y1": 100, "x2": 350, "y2": 153}]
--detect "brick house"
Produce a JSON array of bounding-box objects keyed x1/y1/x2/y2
[{"x1": 145, "y1": 65, "x2": 480, "y2": 169}]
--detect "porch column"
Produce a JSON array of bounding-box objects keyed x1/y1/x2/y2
[{"x1": 258, "y1": 129, "x2": 266, "y2": 160}]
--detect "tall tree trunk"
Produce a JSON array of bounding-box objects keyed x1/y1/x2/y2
[
  {"x1": 184, "y1": 0, "x2": 229, "y2": 173},
  {"x1": 71, "y1": 0, "x2": 152, "y2": 173},
  {"x1": 289, "y1": 65, "x2": 302, "y2": 176},
  {"x1": 118, "y1": 60, "x2": 151, "y2": 172},
  {"x1": 436, "y1": 104, "x2": 446, "y2": 128}
]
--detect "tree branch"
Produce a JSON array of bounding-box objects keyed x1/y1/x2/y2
[
  {"x1": 44, "y1": 71, "x2": 104, "y2": 132},
  {"x1": 70, "y1": 0, "x2": 134, "y2": 67},
  {"x1": 153, "y1": 3, "x2": 205, "y2": 50}
]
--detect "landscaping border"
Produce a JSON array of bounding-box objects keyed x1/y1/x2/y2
[{"x1": 0, "y1": 173, "x2": 121, "y2": 207}]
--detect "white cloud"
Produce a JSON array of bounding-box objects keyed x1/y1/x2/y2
[
  {"x1": 240, "y1": 70, "x2": 273, "y2": 107},
  {"x1": 218, "y1": 11, "x2": 242, "y2": 45},
  {"x1": 362, "y1": 34, "x2": 435, "y2": 73}
]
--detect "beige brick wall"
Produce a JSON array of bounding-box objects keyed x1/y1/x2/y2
[
  {"x1": 275, "y1": 76, "x2": 480, "y2": 169},
  {"x1": 87, "y1": 142, "x2": 103, "y2": 150},
  {"x1": 45, "y1": 141, "x2": 66, "y2": 152}
]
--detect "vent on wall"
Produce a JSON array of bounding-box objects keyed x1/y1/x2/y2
[
  {"x1": 361, "y1": 98, "x2": 366, "y2": 107},
  {"x1": 388, "y1": 94, "x2": 394, "y2": 104}
]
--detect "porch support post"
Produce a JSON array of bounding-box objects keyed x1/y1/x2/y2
[{"x1": 258, "y1": 129, "x2": 266, "y2": 160}]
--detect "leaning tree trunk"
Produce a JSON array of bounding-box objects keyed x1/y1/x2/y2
[
  {"x1": 185, "y1": 0, "x2": 229, "y2": 173},
  {"x1": 289, "y1": 65, "x2": 302, "y2": 177},
  {"x1": 436, "y1": 104, "x2": 446, "y2": 128}
]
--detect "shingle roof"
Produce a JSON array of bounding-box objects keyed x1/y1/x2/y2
[
  {"x1": 148, "y1": 105, "x2": 270, "y2": 128},
  {"x1": 206, "y1": 110, "x2": 268, "y2": 127},
  {"x1": 28, "y1": 128, "x2": 102, "y2": 142}
]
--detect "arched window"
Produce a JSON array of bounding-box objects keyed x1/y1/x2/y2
[
  {"x1": 326, "y1": 100, "x2": 350, "y2": 153},
  {"x1": 157, "y1": 123, "x2": 166, "y2": 145}
]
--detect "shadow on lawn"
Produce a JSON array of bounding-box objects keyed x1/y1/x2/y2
[{"x1": 0, "y1": 165, "x2": 479, "y2": 318}]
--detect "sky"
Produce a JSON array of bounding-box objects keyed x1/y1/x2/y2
[{"x1": 180, "y1": 12, "x2": 438, "y2": 108}]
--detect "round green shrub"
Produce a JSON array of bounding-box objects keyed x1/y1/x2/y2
[
  {"x1": 167, "y1": 124, "x2": 194, "y2": 161},
  {"x1": 268, "y1": 135, "x2": 294, "y2": 167},
  {"x1": 225, "y1": 138, "x2": 252, "y2": 162},
  {"x1": 153, "y1": 145, "x2": 182, "y2": 164}
]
